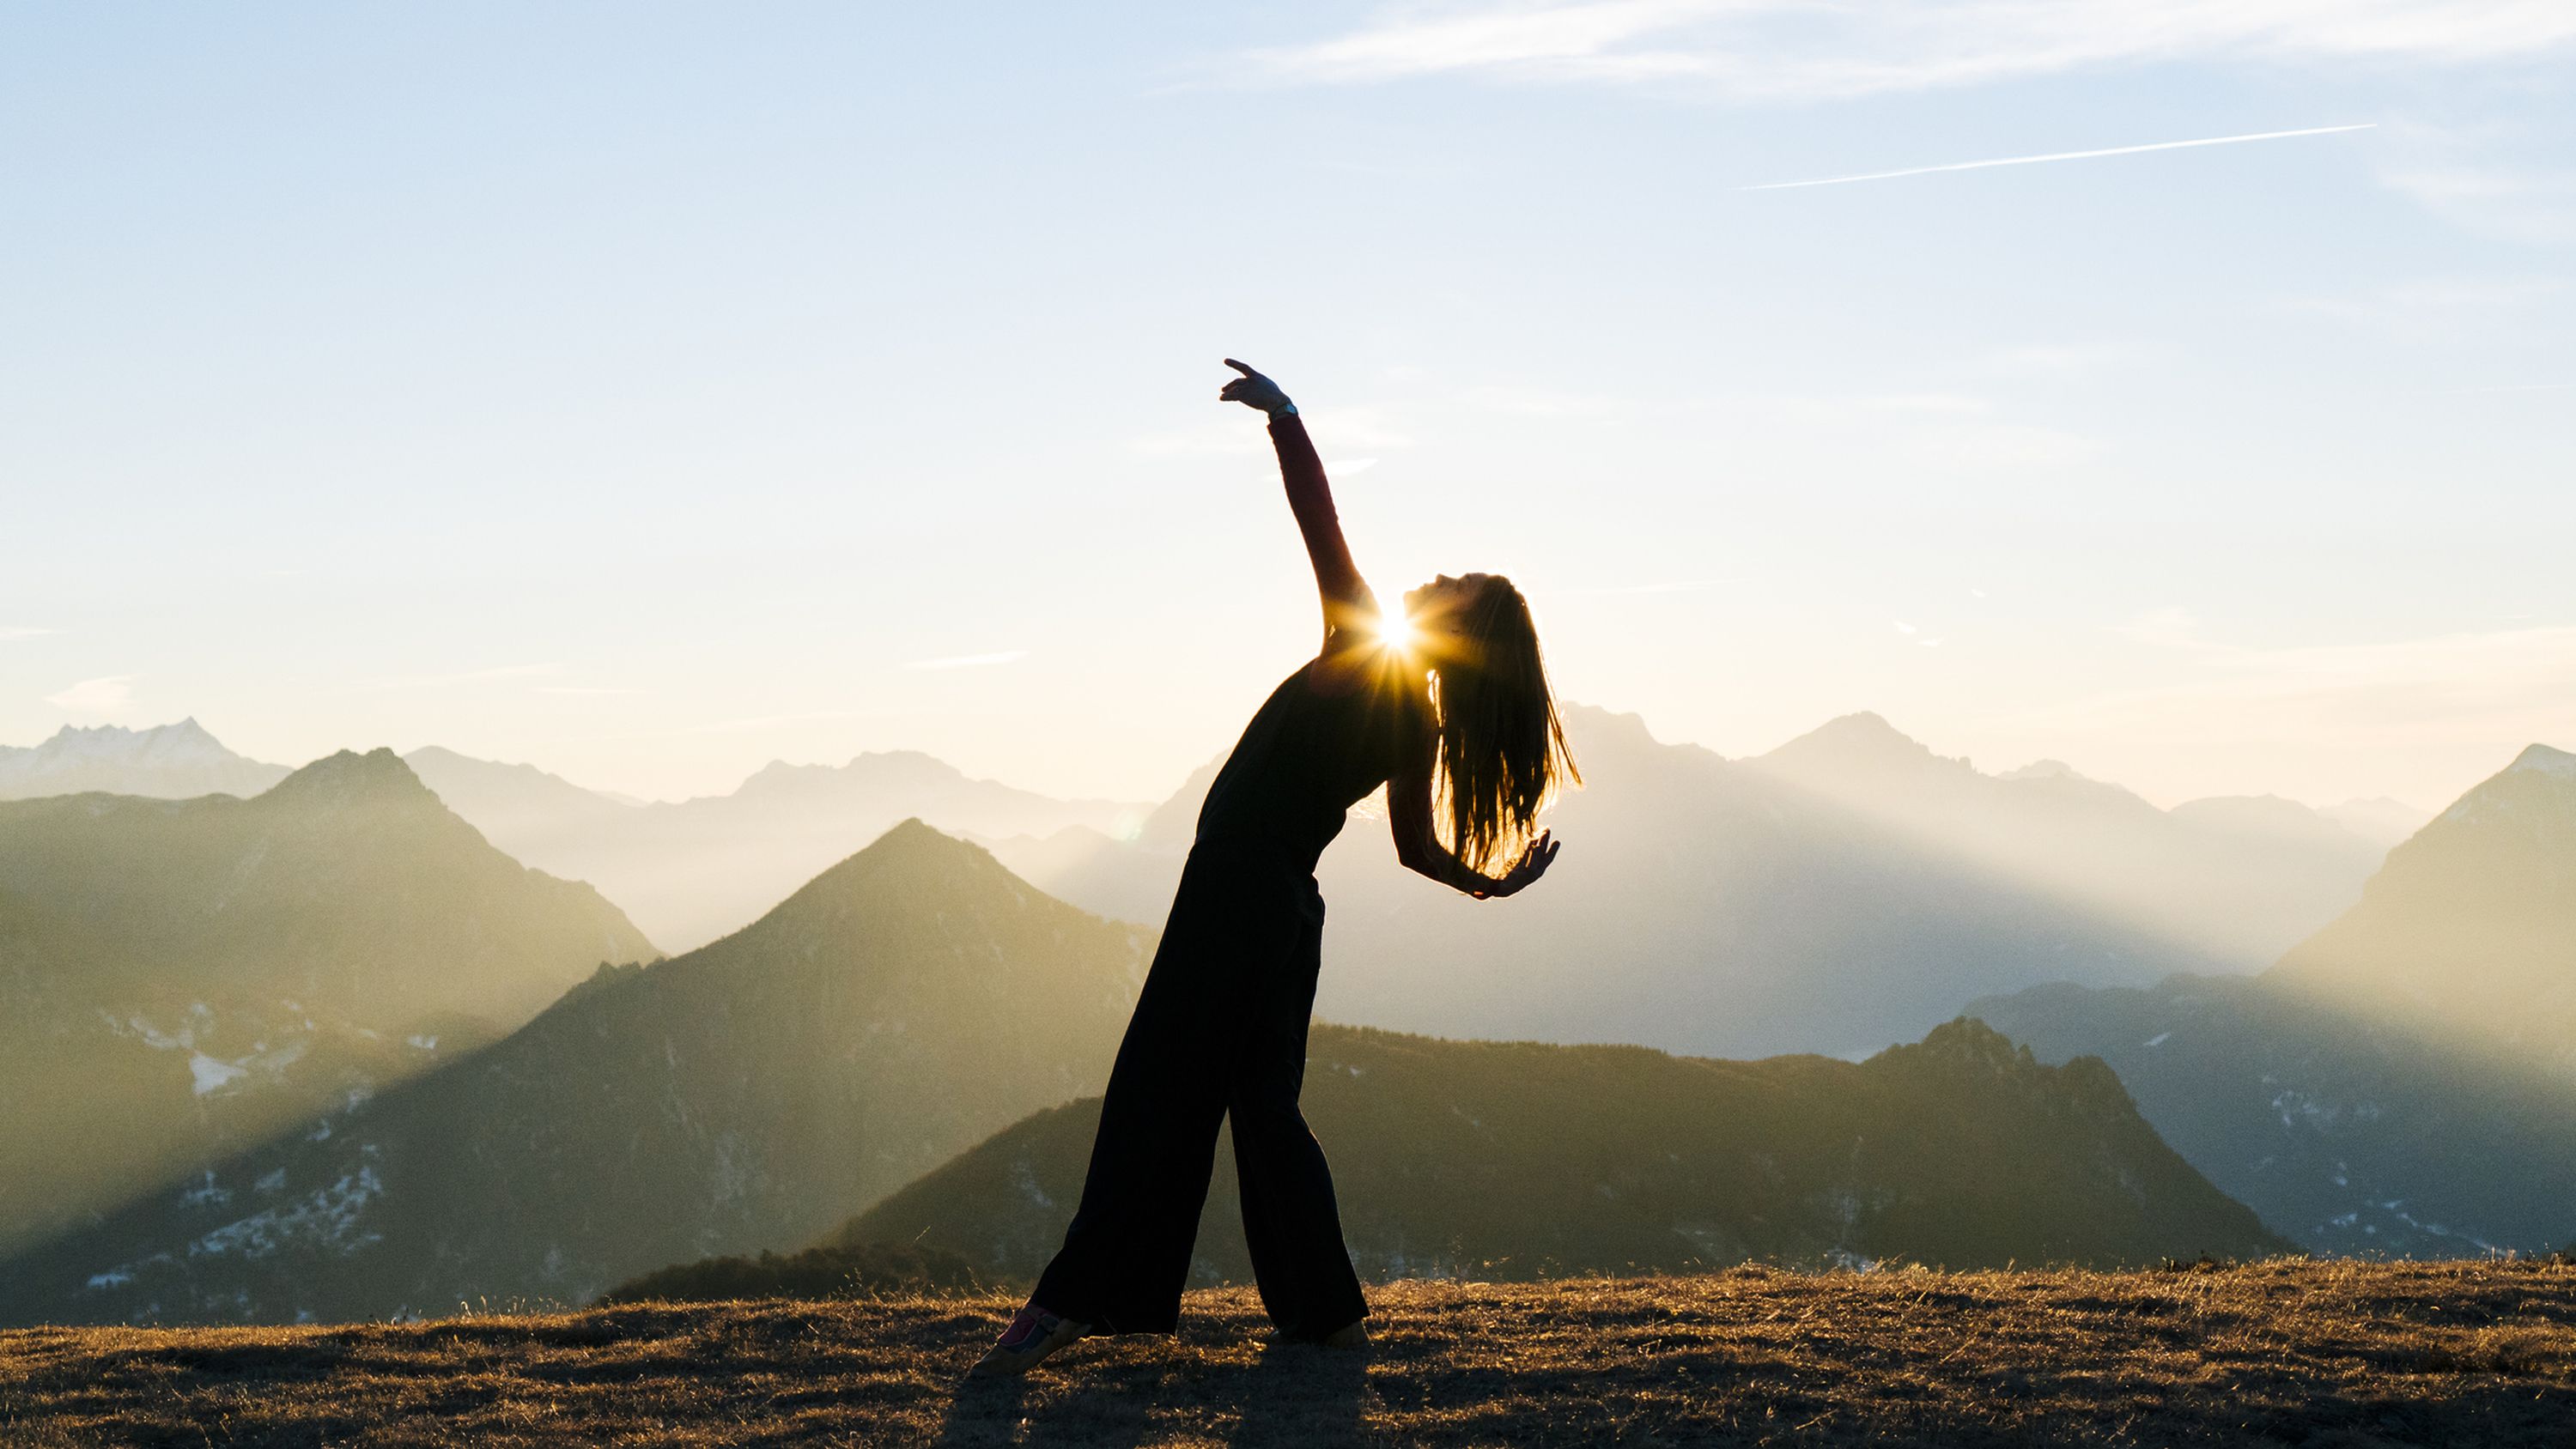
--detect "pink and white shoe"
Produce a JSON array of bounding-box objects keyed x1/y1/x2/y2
[{"x1": 971, "y1": 1304, "x2": 1091, "y2": 1377}]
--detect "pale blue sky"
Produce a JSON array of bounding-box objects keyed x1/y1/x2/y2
[{"x1": 4, "y1": 3, "x2": 2571, "y2": 810}]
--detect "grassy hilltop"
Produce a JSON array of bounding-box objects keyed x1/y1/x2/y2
[{"x1": 5, "y1": 1260, "x2": 2572, "y2": 1447}]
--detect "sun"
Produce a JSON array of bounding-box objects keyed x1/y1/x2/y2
[{"x1": 1374, "y1": 609, "x2": 1424, "y2": 657}]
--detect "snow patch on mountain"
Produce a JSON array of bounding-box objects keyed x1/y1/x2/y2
[
  {"x1": 186, "y1": 1160, "x2": 386, "y2": 1262},
  {"x1": 188, "y1": 1053, "x2": 247, "y2": 1095}
]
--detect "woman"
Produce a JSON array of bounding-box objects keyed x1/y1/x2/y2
[{"x1": 974, "y1": 360, "x2": 1578, "y2": 1375}]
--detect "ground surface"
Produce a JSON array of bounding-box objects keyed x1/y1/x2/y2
[{"x1": 4, "y1": 1261, "x2": 2573, "y2": 1446}]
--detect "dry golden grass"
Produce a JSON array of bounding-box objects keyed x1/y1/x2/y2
[{"x1": 5, "y1": 1259, "x2": 2573, "y2": 1446}]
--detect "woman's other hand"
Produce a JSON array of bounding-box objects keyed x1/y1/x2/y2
[
  {"x1": 1472, "y1": 830, "x2": 1560, "y2": 899},
  {"x1": 1219, "y1": 359, "x2": 1296, "y2": 416}
]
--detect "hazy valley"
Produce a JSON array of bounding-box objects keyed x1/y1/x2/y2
[{"x1": 1973, "y1": 744, "x2": 2576, "y2": 1258}]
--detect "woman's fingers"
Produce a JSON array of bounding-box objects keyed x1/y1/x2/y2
[{"x1": 1223, "y1": 358, "x2": 1260, "y2": 378}]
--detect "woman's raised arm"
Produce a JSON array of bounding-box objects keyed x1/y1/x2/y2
[{"x1": 1221, "y1": 360, "x2": 1369, "y2": 648}]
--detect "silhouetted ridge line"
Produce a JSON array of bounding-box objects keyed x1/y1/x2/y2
[{"x1": 824, "y1": 1016, "x2": 2287, "y2": 1290}]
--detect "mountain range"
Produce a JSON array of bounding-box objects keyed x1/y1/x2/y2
[
  {"x1": 5, "y1": 823, "x2": 2301, "y2": 1327},
  {"x1": 0, "y1": 823, "x2": 1147, "y2": 1325},
  {"x1": 1003, "y1": 706, "x2": 2397, "y2": 1059},
  {"x1": 1, "y1": 716, "x2": 2415, "y2": 1031},
  {"x1": 398, "y1": 747, "x2": 1151, "y2": 953},
  {"x1": 0, "y1": 719, "x2": 292, "y2": 801},
  {"x1": 0, "y1": 749, "x2": 653, "y2": 1258},
  {"x1": 1971, "y1": 743, "x2": 2576, "y2": 1256},
  {"x1": 838, "y1": 1016, "x2": 2289, "y2": 1283}
]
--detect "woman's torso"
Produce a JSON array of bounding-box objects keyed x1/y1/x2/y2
[{"x1": 1192, "y1": 646, "x2": 1423, "y2": 876}]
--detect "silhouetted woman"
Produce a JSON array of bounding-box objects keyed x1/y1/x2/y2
[{"x1": 975, "y1": 360, "x2": 1578, "y2": 1375}]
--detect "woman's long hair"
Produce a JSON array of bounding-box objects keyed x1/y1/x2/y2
[{"x1": 1427, "y1": 576, "x2": 1580, "y2": 873}]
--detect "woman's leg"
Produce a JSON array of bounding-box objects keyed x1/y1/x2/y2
[
  {"x1": 1228, "y1": 885, "x2": 1368, "y2": 1338},
  {"x1": 1026, "y1": 882, "x2": 1232, "y2": 1335}
]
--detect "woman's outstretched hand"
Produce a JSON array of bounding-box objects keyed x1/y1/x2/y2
[
  {"x1": 1219, "y1": 359, "x2": 1296, "y2": 417},
  {"x1": 1471, "y1": 830, "x2": 1560, "y2": 900}
]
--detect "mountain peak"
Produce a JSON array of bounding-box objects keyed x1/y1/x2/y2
[
  {"x1": 264, "y1": 748, "x2": 436, "y2": 806},
  {"x1": 829, "y1": 815, "x2": 1010, "y2": 878},
  {"x1": 39, "y1": 718, "x2": 217, "y2": 750},
  {"x1": 2508, "y1": 743, "x2": 2576, "y2": 780},
  {"x1": 1, "y1": 718, "x2": 288, "y2": 802},
  {"x1": 1760, "y1": 712, "x2": 1942, "y2": 773},
  {"x1": 848, "y1": 749, "x2": 967, "y2": 778},
  {"x1": 2438, "y1": 742, "x2": 2576, "y2": 825},
  {"x1": 744, "y1": 818, "x2": 1034, "y2": 938}
]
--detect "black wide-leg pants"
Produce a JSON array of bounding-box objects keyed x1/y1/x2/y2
[{"x1": 1030, "y1": 846, "x2": 1369, "y2": 1337}]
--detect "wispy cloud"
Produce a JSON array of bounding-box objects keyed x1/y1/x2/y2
[
  {"x1": 0, "y1": 626, "x2": 58, "y2": 641},
  {"x1": 44, "y1": 675, "x2": 135, "y2": 716},
  {"x1": 535, "y1": 685, "x2": 646, "y2": 697},
  {"x1": 2378, "y1": 115, "x2": 2576, "y2": 243},
  {"x1": 905, "y1": 650, "x2": 1027, "y2": 671},
  {"x1": 1740, "y1": 124, "x2": 2375, "y2": 191},
  {"x1": 1256, "y1": 3, "x2": 2576, "y2": 97}
]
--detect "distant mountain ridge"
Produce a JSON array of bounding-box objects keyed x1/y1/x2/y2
[
  {"x1": 0, "y1": 719, "x2": 289, "y2": 801},
  {"x1": 1971, "y1": 739, "x2": 2576, "y2": 1256},
  {"x1": 402, "y1": 746, "x2": 1153, "y2": 953},
  {"x1": 1748, "y1": 712, "x2": 2390, "y2": 969},
  {"x1": 836, "y1": 1016, "x2": 2289, "y2": 1284},
  {"x1": 0, "y1": 749, "x2": 653, "y2": 1258},
  {"x1": 0, "y1": 822, "x2": 1147, "y2": 1326},
  {"x1": 1005, "y1": 705, "x2": 2391, "y2": 1060}
]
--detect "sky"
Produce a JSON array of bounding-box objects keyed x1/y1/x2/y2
[{"x1": 3, "y1": 3, "x2": 2571, "y2": 813}]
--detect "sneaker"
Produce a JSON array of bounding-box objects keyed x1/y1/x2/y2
[{"x1": 971, "y1": 1304, "x2": 1091, "y2": 1377}]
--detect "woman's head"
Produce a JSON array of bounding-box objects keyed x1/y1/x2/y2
[{"x1": 1402, "y1": 573, "x2": 1579, "y2": 873}]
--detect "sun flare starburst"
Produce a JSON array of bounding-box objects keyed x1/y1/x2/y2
[{"x1": 1375, "y1": 609, "x2": 1424, "y2": 657}]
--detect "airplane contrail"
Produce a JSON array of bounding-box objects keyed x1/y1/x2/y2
[{"x1": 1741, "y1": 124, "x2": 2376, "y2": 191}]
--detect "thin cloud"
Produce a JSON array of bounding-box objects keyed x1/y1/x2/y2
[
  {"x1": 2378, "y1": 116, "x2": 2576, "y2": 244},
  {"x1": 1741, "y1": 124, "x2": 2375, "y2": 191},
  {"x1": 1257, "y1": 3, "x2": 2576, "y2": 97},
  {"x1": 535, "y1": 685, "x2": 646, "y2": 697},
  {"x1": 0, "y1": 626, "x2": 58, "y2": 641},
  {"x1": 44, "y1": 675, "x2": 135, "y2": 716},
  {"x1": 905, "y1": 650, "x2": 1027, "y2": 671}
]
